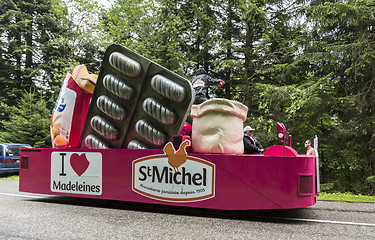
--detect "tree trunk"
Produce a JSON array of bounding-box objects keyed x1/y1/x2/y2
[{"x1": 25, "y1": 19, "x2": 33, "y2": 89}]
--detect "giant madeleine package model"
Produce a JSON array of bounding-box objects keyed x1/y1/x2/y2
[
  {"x1": 80, "y1": 44, "x2": 195, "y2": 149},
  {"x1": 51, "y1": 65, "x2": 98, "y2": 148}
]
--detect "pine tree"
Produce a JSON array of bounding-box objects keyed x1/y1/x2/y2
[{"x1": 0, "y1": 91, "x2": 51, "y2": 148}]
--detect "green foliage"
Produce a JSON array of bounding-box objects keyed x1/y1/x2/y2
[
  {"x1": 0, "y1": 91, "x2": 51, "y2": 148},
  {"x1": 0, "y1": 0, "x2": 104, "y2": 107},
  {"x1": 367, "y1": 176, "x2": 375, "y2": 183},
  {"x1": 303, "y1": 0, "x2": 375, "y2": 194},
  {"x1": 0, "y1": 0, "x2": 64, "y2": 104},
  {"x1": 365, "y1": 176, "x2": 375, "y2": 195}
]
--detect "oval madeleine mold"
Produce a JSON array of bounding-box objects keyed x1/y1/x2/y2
[
  {"x1": 103, "y1": 74, "x2": 134, "y2": 100},
  {"x1": 109, "y1": 52, "x2": 142, "y2": 78},
  {"x1": 96, "y1": 95, "x2": 126, "y2": 120},
  {"x1": 135, "y1": 119, "x2": 167, "y2": 146},
  {"x1": 142, "y1": 98, "x2": 176, "y2": 125},
  {"x1": 85, "y1": 134, "x2": 109, "y2": 149},
  {"x1": 127, "y1": 140, "x2": 149, "y2": 149},
  {"x1": 151, "y1": 74, "x2": 186, "y2": 102},
  {"x1": 90, "y1": 115, "x2": 120, "y2": 140}
]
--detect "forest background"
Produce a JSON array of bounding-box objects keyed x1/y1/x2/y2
[{"x1": 0, "y1": 0, "x2": 374, "y2": 194}]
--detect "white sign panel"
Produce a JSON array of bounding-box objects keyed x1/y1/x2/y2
[{"x1": 50, "y1": 152, "x2": 102, "y2": 195}]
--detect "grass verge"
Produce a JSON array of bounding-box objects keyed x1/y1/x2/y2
[
  {"x1": 0, "y1": 175, "x2": 19, "y2": 181},
  {"x1": 317, "y1": 192, "x2": 375, "y2": 203}
]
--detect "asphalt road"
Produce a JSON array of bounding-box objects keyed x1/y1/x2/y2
[{"x1": 0, "y1": 180, "x2": 374, "y2": 239}]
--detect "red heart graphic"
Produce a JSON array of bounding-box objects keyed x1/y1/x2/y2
[{"x1": 70, "y1": 153, "x2": 90, "y2": 176}]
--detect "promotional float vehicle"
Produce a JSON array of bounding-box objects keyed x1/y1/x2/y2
[{"x1": 19, "y1": 45, "x2": 320, "y2": 210}]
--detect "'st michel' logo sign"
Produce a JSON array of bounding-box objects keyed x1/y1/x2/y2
[
  {"x1": 50, "y1": 152, "x2": 102, "y2": 195},
  {"x1": 132, "y1": 140, "x2": 215, "y2": 202}
]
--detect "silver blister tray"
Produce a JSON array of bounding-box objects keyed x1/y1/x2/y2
[{"x1": 80, "y1": 44, "x2": 194, "y2": 149}]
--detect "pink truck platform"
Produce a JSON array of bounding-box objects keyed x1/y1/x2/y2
[{"x1": 19, "y1": 144, "x2": 318, "y2": 210}]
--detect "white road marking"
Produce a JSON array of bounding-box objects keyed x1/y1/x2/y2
[
  {"x1": 261, "y1": 216, "x2": 375, "y2": 227},
  {"x1": 0, "y1": 192, "x2": 48, "y2": 199}
]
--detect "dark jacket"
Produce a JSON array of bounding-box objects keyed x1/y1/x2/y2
[
  {"x1": 192, "y1": 69, "x2": 221, "y2": 104},
  {"x1": 243, "y1": 134, "x2": 264, "y2": 154}
]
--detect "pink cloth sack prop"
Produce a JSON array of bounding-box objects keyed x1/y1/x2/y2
[
  {"x1": 191, "y1": 98, "x2": 248, "y2": 154},
  {"x1": 51, "y1": 73, "x2": 92, "y2": 148}
]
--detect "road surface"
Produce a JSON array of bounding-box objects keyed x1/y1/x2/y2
[{"x1": 0, "y1": 180, "x2": 374, "y2": 239}]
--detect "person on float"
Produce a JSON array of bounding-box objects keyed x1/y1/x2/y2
[
  {"x1": 305, "y1": 139, "x2": 315, "y2": 155},
  {"x1": 243, "y1": 126, "x2": 264, "y2": 154},
  {"x1": 192, "y1": 68, "x2": 225, "y2": 104}
]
